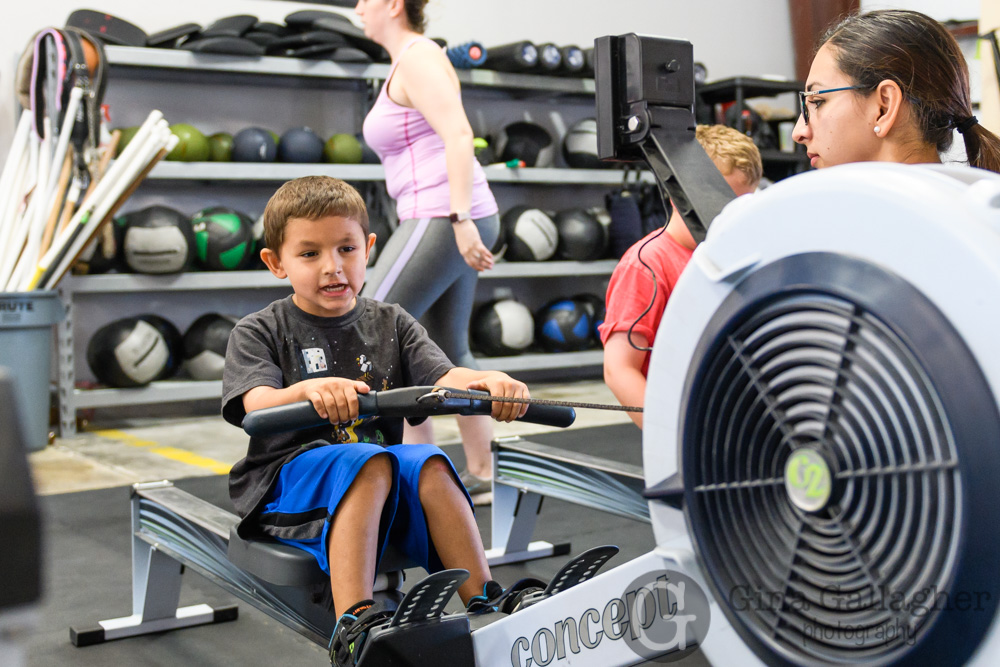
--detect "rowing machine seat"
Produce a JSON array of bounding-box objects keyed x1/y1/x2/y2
[{"x1": 228, "y1": 527, "x2": 416, "y2": 588}]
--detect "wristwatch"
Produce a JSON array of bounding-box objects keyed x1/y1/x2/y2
[{"x1": 449, "y1": 211, "x2": 471, "y2": 224}]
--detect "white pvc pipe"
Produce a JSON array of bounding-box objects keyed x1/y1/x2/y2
[
  {"x1": 0, "y1": 152, "x2": 30, "y2": 264},
  {"x1": 40, "y1": 122, "x2": 174, "y2": 290},
  {"x1": 0, "y1": 113, "x2": 32, "y2": 269},
  {"x1": 0, "y1": 112, "x2": 32, "y2": 238},
  {"x1": 0, "y1": 133, "x2": 41, "y2": 288},
  {"x1": 36, "y1": 110, "x2": 165, "y2": 277},
  {"x1": 9, "y1": 118, "x2": 56, "y2": 291}
]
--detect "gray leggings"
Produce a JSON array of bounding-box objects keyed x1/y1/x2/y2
[{"x1": 361, "y1": 214, "x2": 500, "y2": 369}]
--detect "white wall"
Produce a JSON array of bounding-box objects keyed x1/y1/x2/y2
[
  {"x1": 861, "y1": 0, "x2": 980, "y2": 21},
  {"x1": 424, "y1": 0, "x2": 795, "y2": 80},
  {"x1": 0, "y1": 0, "x2": 796, "y2": 162}
]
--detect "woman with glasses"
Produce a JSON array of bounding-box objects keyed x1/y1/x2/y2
[{"x1": 793, "y1": 9, "x2": 1000, "y2": 173}]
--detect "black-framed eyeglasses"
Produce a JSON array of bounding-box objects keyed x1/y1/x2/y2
[{"x1": 797, "y1": 86, "x2": 866, "y2": 125}]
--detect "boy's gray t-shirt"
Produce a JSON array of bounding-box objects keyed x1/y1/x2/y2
[{"x1": 222, "y1": 296, "x2": 454, "y2": 521}]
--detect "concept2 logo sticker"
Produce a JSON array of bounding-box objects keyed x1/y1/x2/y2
[
  {"x1": 509, "y1": 569, "x2": 711, "y2": 665},
  {"x1": 784, "y1": 448, "x2": 832, "y2": 512}
]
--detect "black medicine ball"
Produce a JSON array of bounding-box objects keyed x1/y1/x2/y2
[
  {"x1": 562, "y1": 118, "x2": 602, "y2": 169},
  {"x1": 471, "y1": 299, "x2": 534, "y2": 356},
  {"x1": 80, "y1": 218, "x2": 127, "y2": 274},
  {"x1": 278, "y1": 127, "x2": 324, "y2": 163},
  {"x1": 248, "y1": 213, "x2": 267, "y2": 269},
  {"x1": 356, "y1": 133, "x2": 381, "y2": 164},
  {"x1": 535, "y1": 299, "x2": 593, "y2": 352},
  {"x1": 191, "y1": 207, "x2": 255, "y2": 271},
  {"x1": 120, "y1": 205, "x2": 197, "y2": 274},
  {"x1": 489, "y1": 225, "x2": 508, "y2": 261},
  {"x1": 86, "y1": 316, "x2": 177, "y2": 388},
  {"x1": 494, "y1": 121, "x2": 554, "y2": 167},
  {"x1": 554, "y1": 208, "x2": 608, "y2": 261},
  {"x1": 183, "y1": 313, "x2": 239, "y2": 380},
  {"x1": 231, "y1": 126, "x2": 278, "y2": 162},
  {"x1": 501, "y1": 206, "x2": 558, "y2": 261}
]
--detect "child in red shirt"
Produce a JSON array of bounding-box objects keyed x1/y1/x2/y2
[{"x1": 600, "y1": 125, "x2": 762, "y2": 428}]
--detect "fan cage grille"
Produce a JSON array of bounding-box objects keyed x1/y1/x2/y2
[{"x1": 684, "y1": 291, "x2": 961, "y2": 663}]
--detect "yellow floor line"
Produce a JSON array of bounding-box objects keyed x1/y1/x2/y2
[
  {"x1": 150, "y1": 447, "x2": 232, "y2": 475},
  {"x1": 93, "y1": 429, "x2": 232, "y2": 475}
]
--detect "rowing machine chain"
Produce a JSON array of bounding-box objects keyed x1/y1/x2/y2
[{"x1": 429, "y1": 388, "x2": 643, "y2": 413}]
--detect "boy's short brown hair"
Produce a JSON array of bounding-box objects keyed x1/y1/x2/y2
[
  {"x1": 262, "y1": 176, "x2": 369, "y2": 252},
  {"x1": 696, "y1": 124, "x2": 763, "y2": 189}
]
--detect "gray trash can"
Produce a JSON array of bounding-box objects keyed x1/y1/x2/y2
[{"x1": 0, "y1": 292, "x2": 66, "y2": 451}]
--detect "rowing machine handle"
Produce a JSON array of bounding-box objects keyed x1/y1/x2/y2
[
  {"x1": 242, "y1": 397, "x2": 375, "y2": 437},
  {"x1": 455, "y1": 389, "x2": 576, "y2": 428},
  {"x1": 242, "y1": 387, "x2": 575, "y2": 436}
]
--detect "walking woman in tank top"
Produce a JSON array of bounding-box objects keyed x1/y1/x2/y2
[{"x1": 357, "y1": 0, "x2": 501, "y2": 503}]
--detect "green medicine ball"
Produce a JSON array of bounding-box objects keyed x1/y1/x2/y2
[
  {"x1": 116, "y1": 126, "x2": 140, "y2": 157},
  {"x1": 167, "y1": 123, "x2": 210, "y2": 161},
  {"x1": 324, "y1": 133, "x2": 363, "y2": 164},
  {"x1": 190, "y1": 207, "x2": 255, "y2": 271},
  {"x1": 207, "y1": 132, "x2": 233, "y2": 162}
]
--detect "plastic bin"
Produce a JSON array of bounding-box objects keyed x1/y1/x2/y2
[{"x1": 0, "y1": 292, "x2": 65, "y2": 451}]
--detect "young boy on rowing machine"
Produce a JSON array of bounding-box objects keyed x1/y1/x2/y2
[{"x1": 222, "y1": 175, "x2": 524, "y2": 666}]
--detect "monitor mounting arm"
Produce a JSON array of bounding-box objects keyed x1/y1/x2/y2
[{"x1": 594, "y1": 34, "x2": 736, "y2": 243}]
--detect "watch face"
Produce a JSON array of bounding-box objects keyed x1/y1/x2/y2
[{"x1": 693, "y1": 61, "x2": 708, "y2": 84}]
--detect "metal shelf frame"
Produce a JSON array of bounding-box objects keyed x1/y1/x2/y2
[
  {"x1": 138, "y1": 162, "x2": 647, "y2": 185},
  {"x1": 66, "y1": 350, "x2": 604, "y2": 413},
  {"x1": 56, "y1": 262, "x2": 613, "y2": 434},
  {"x1": 55, "y1": 45, "x2": 610, "y2": 435},
  {"x1": 104, "y1": 46, "x2": 595, "y2": 96}
]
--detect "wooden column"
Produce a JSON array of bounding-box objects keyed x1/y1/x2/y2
[
  {"x1": 788, "y1": 0, "x2": 860, "y2": 82},
  {"x1": 983, "y1": 0, "x2": 1000, "y2": 132}
]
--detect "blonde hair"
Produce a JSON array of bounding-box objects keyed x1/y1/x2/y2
[
  {"x1": 262, "y1": 176, "x2": 369, "y2": 252},
  {"x1": 696, "y1": 124, "x2": 763, "y2": 188}
]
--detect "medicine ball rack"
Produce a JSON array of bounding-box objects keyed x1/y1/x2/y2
[
  {"x1": 55, "y1": 261, "x2": 616, "y2": 436},
  {"x1": 53, "y1": 45, "x2": 634, "y2": 436}
]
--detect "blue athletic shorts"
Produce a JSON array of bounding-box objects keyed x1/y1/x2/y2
[{"x1": 258, "y1": 443, "x2": 472, "y2": 575}]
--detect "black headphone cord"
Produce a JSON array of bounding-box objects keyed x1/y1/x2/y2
[{"x1": 625, "y1": 225, "x2": 668, "y2": 353}]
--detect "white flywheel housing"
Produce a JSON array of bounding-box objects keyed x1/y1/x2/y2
[{"x1": 643, "y1": 163, "x2": 1000, "y2": 666}]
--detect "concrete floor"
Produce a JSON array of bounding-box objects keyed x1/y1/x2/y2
[{"x1": 30, "y1": 379, "x2": 633, "y2": 495}]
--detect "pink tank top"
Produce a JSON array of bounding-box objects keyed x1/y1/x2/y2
[{"x1": 362, "y1": 38, "x2": 497, "y2": 221}]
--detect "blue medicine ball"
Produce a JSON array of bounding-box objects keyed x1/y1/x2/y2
[
  {"x1": 232, "y1": 127, "x2": 278, "y2": 162},
  {"x1": 536, "y1": 299, "x2": 593, "y2": 352},
  {"x1": 573, "y1": 293, "x2": 605, "y2": 343},
  {"x1": 278, "y1": 127, "x2": 324, "y2": 163}
]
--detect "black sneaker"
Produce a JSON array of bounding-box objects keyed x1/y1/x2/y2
[
  {"x1": 329, "y1": 600, "x2": 395, "y2": 666},
  {"x1": 499, "y1": 578, "x2": 546, "y2": 614},
  {"x1": 465, "y1": 580, "x2": 504, "y2": 615}
]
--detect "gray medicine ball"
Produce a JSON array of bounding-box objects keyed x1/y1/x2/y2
[
  {"x1": 86, "y1": 316, "x2": 175, "y2": 388},
  {"x1": 501, "y1": 206, "x2": 558, "y2": 261},
  {"x1": 562, "y1": 118, "x2": 602, "y2": 169},
  {"x1": 120, "y1": 205, "x2": 196, "y2": 274},
  {"x1": 472, "y1": 299, "x2": 535, "y2": 356}
]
